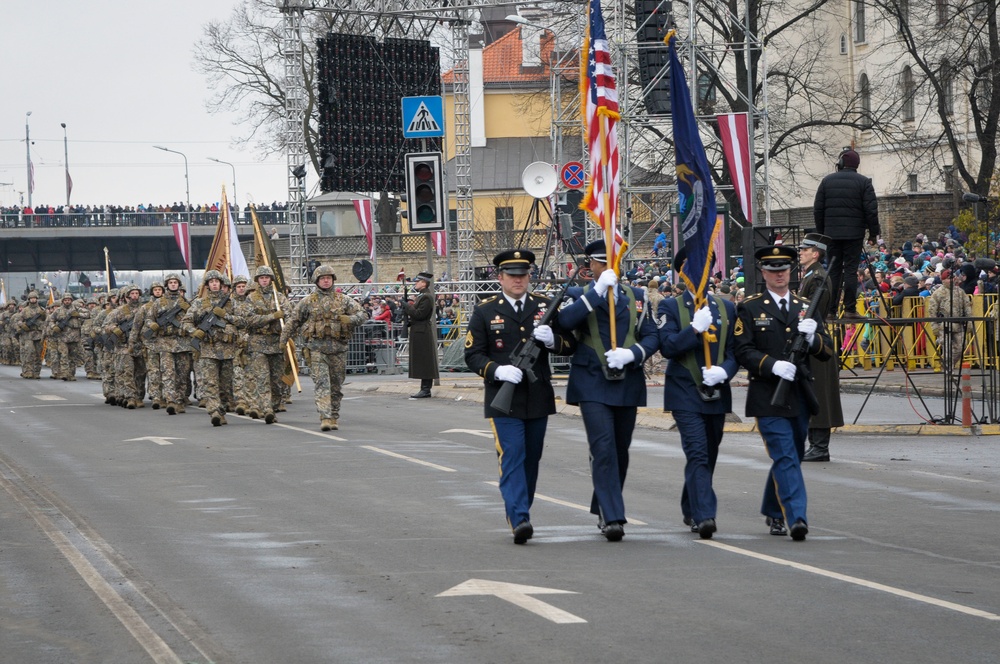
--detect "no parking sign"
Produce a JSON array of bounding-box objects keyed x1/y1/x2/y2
[{"x1": 561, "y1": 161, "x2": 586, "y2": 190}]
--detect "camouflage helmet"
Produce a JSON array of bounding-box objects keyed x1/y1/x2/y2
[
  {"x1": 254, "y1": 265, "x2": 275, "y2": 280},
  {"x1": 232, "y1": 274, "x2": 249, "y2": 285},
  {"x1": 203, "y1": 270, "x2": 224, "y2": 285},
  {"x1": 27, "y1": 290, "x2": 39, "y2": 299},
  {"x1": 164, "y1": 272, "x2": 183, "y2": 285},
  {"x1": 5, "y1": 299, "x2": 16, "y2": 307},
  {"x1": 118, "y1": 286, "x2": 130, "y2": 299},
  {"x1": 61, "y1": 292, "x2": 73, "y2": 301},
  {"x1": 126, "y1": 283, "x2": 142, "y2": 296},
  {"x1": 150, "y1": 281, "x2": 164, "y2": 293},
  {"x1": 312, "y1": 264, "x2": 336, "y2": 284},
  {"x1": 220, "y1": 273, "x2": 232, "y2": 287}
]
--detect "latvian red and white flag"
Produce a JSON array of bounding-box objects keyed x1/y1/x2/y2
[
  {"x1": 171, "y1": 222, "x2": 191, "y2": 271},
  {"x1": 716, "y1": 112, "x2": 753, "y2": 225},
  {"x1": 353, "y1": 199, "x2": 375, "y2": 260},
  {"x1": 430, "y1": 230, "x2": 447, "y2": 257}
]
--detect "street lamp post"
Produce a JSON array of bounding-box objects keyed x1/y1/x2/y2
[
  {"x1": 153, "y1": 145, "x2": 191, "y2": 221},
  {"x1": 207, "y1": 157, "x2": 237, "y2": 219},
  {"x1": 61, "y1": 123, "x2": 70, "y2": 207},
  {"x1": 25, "y1": 111, "x2": 32, "y2": 209}
]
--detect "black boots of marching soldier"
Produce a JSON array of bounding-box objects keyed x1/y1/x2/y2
[{"x1": 410, "y1": 379, "x2": 433, "y2": 399}]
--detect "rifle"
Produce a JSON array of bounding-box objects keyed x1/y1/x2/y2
[
  {"x1": 143, "y1": 302, "x2": 183, "y2": 339},
  {"x1": 189, "y1": 292, "x2": 230, "y2": 351},
  {"x1": 770, "y1": 258, "x2": 837, "y2": 411},
  {"x1": 490, "y1": 279, "x2": 575, "y2": 416},
  {"x1": 23, "y1": 311, "x2": 43, "y2": 328}
]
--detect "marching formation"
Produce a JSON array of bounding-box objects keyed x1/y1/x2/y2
[{"x1": 0, "y1": 266, "x2": 365, "y2": 432}]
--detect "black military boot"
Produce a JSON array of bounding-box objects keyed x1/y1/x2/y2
[{"x1": 410, "y1": 379, "x2": 433, "y2": 399}]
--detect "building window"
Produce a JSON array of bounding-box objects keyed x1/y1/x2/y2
[
  {"x1": 941, "y1": 59, "x2": 954, "y2": 116},
  {"x1": 859, "y1": 73, "x2": 872, "y2": 128},
  {"x1": 936, "y1": 0, "x2": 948, "y2": 25},
  {"x1": 854, "y1": 1, "x2": 866, "y2": 43},
  {"x1": 908, "y1": 173, "x2": 918, "y2": 192},
  {"x1": 495, "y1": 206, "x2": 514, "y2": 232},
  {"x1": 840, "y1": 34, "x2": 848, "y2": 55},
  {"x1": 901, "y1": 66, "x2": 915, "y2": 121}
]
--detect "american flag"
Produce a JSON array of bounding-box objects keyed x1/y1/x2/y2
[{"x1": 581, "y1": 0, "x2": 626, "y2": 270}]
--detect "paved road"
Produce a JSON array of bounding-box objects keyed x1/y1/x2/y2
[{"x1": 1, "y1": 366, "x2": 998, "y2": 663}]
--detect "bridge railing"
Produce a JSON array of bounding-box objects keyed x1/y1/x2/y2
[{"x1": 0, "y1": 209, "x2": 307, "y2": 228}]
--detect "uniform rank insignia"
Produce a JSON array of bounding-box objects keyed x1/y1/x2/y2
[
  {"x1": 734, "y1": 318, "x2": 744, "y2": 335},
  {"x1": 464, "y1": 331, "x2": 474, "y2": 348}
]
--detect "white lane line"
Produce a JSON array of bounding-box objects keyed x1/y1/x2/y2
[
  {"x1": 361, "y1": 445, "x2": 457, "y2": 472},
  {"x1": 910, "y1": 470, "x2": 985, "y2": 483},
  {"x1": 0, "y1": 470, "x2": 184, "y2": 663},
  {"x1": 484, "y1": 481, "x2": 648, "y2": 526},
  {"x1": 33, "y1": 394, "x2": 66, "y2": 401},
  {"x1": 702, "y1": 540, "x2": 1000, "y2": 621},
  {"x1": 272, "y1": 422, "x2": 346, "y2": 441}
]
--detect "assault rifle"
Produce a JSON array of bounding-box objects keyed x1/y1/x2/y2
[
  {"x1": 189, "y1": 293, "x2": 230, "y2": 351},
  {"x1": 770, "y1": 258, "x2": 837, "y2": 412},
  {"x1": 143, "y1": 302, "x2": 183, "y2": 339},
  {"x1": 490, "y1": 279, "x2": 574, "y2": 416}
]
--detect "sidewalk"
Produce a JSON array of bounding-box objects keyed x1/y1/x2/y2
[{"x1": 343, "y1": 367, "x2": 1000, "y2": 436}]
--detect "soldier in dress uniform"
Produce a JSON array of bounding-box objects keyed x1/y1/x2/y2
[
  {"x1": 465, "y1": 249, "x2": 576, "y2": 544},
  {"x1": 279, "y1": 265, "x2": 366, "y2": 431},
  {"x1": 657, "y1": 248, "x2": 739, "y2": 539},
  {"x1": 558, "y1": 240, "x2": 659, "y2": 542},
  {"x1": 797, "y1": 233, "x2": 843, "y2": 462},
  {"x1": 243, "y1": 266, "x2": 289, "y2": 423},
  {"x1": 406, "y1": 272, "x2": 439, "y2": 399},
  {"x1": 734, "y1": 245, "x2": 834, "y2": 541},
  {"x1": 18, "y1": 291, "x2": 47, "y2": 379}
]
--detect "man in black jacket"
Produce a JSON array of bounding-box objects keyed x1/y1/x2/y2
[{"x1": 814, "y1": 149, "x2": 880, "y2": 320}]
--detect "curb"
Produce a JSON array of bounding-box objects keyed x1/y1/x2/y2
[{"x1": 343, "y1": 378, "x2": 996, "y2": 436}]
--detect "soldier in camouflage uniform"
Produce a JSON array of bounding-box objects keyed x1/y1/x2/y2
[
  {"x1": 181, "y1": 270, "x2": 250, "y2": 426},
  {"x1": 16, "y1": 291, "x2": 47, "y2": 379},
  {"x1": 131, "y1": 282, "x2": 166, "y2": 408},
  {"x1": 43, "y1": 298, "x2": 62, "y2": 379},
  {"x1": 48, "y1": 293, "x2": 90, "y2": 380},
  {"x1": 230, "y1": 274, "x2": 252, "y2": 415},
  {"x1": 145, "y1": 273, "x2": 194, "y2": 415},
  {"x1": 95, "y1": 298, "x2": 119, "y2": 403},
  {"x1": 105, "y1": 284, "x2": 147, "y2": 408},
  {"x1": 81, "y1": 300, "x2": 101, "y2": 379},
  {"x1": 243, "y1": 266, "x2": 290, "y2": 423},
  {"x1": 0, "y1": 300, "x2": 18, "y2": 365},
  {"x1": 280, "y1": 265, "x2": 365, "y2": 431}
]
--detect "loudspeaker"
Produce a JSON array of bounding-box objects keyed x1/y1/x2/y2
[{"x1": 635, "y1": 0, "x2": 672, "y2": 115}]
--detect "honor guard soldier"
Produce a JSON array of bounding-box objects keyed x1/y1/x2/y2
[
  {"x1": 734, "y1": 245, "x2": 834, "y2": 541},
  {"x1": 797, "y1": 233, "x2": 843, "y2": 462},
  {"x1": 657, "y1": 248, "x2": 739, "y2": 539},
  {"x1": 280, "y1": 265, "x2": 366, "y2": 431},
  {"x1": 558, "y1": 240, "x2": 659, "y2": 542},
  {"x1": 465, "y1": 249, "x2": 575, "y2": 544}
]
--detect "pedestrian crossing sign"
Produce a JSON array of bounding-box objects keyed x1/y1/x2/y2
[{"x1": 401, "y1": 96, "x2": 445, "y2": 138}]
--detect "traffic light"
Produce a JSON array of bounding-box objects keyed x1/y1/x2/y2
[{"x1": 404, "y1": 152, "x2": 446, "y2": 232}]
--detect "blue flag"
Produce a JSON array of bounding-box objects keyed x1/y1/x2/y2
[{"x1": 667, "y1": 31, "x2": 718, "y2": 306}]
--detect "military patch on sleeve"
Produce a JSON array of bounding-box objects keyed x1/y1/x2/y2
[
  {"x1": 464, "y1": 331, "x2": 474, "y2": 348},
  {"x1": 734, "y1": 318, "x2": 745, "y2": 335}
]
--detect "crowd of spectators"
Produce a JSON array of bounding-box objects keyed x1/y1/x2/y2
[{"x1": 0, "y1": 201, "x2": 294, "y2": 229}]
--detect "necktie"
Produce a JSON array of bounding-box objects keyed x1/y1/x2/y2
[
  {"x1": 779, "y1": 299, "x2": 788, "y2": 315},
  {"x1": 515, "y1": 300, "x2": 522, "y2": 315}
]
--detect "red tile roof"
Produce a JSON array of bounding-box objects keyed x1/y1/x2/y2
[{"x1": 443, "y1": 28, "x2": 557, "y2": 86}]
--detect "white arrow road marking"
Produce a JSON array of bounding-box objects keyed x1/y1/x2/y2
[
  {"x1": 123, "y1": 437, "x2": 182, "y2": 446},
  {"x1": 441, "y1": 428, "x2": 494, "y2": 438},
  {"x1": 437, "y1": 579, "x2": 586, "y2": 624},
  {"x1": 484, "y1": 481, "x2": 648, "y2": 526}
]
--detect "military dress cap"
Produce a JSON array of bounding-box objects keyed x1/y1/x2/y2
[
  {"x1": 493, "y1": 249, "x2": 535, "y2": 275},
  {"x1": 584, "y1": 239, "x2": 608, "y2": 263},
  {"x1": 755, "y1": 245, "x2": 796, "y2": 271},
  {"x1": 799, "y1": 232, "x2": 831, "y2": 253},
  {"x1": 415, "y1": 271, "x2": 434, "y2": 283}
]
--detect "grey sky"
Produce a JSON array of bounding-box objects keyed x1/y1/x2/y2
[{"x1": 0, "y1": 1, "x2": 289, "y2": 210}]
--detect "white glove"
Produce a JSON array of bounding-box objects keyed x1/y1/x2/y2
[
  {"x1": 494, "y1": 365, "x2": 524, "y2": 384},
  {"x1": 594, "y1": 269, "x2": 619, "y2": 297},
  {"x1": 605, "y1": 347, "x2": 635, "y2": 370},
  {"x1": 701, "y1": 365, "x2": 728, "y2": 386},
  {"x1": 532, "y1": 324, "x2": 556, "y2": 349},
  {"x1": 797, "y1": 318, "x2": 817, "y2": 344},
  {"x1": 772, "y1": 360, "x2": 797, "y2": 382},
  {"x1": 691, "y1": 306, "x2": 713, "y2": 333}
]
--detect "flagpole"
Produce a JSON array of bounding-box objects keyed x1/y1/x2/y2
[
  {"x1": 371, "y1": 205, "x2": 379, "y2": 283},
  {"x1": 252, "y1": 208, "x2": 301, "y2": 393},
  {"x1": 599, "y1": 114, "x2": 618, "y2": 350},
  {"x1": 103, "y1": 247, "x2": 111, "y2": 294}
]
